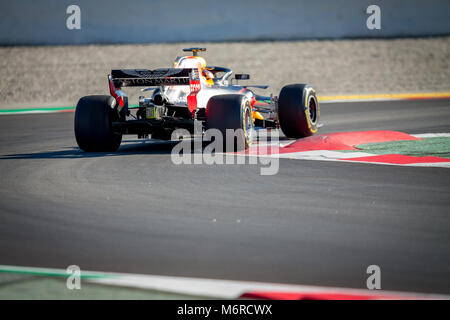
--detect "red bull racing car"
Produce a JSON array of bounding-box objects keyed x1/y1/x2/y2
[{"x1": 74, "y1": 47, "x2": 320, "y2": 151}]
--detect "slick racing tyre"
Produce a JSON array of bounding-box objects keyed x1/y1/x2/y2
[
  {"x1": 74, "y1": 95, "x2": 122, "y2": 152},
  {"x1": 206, "y1": 94, "x2": 253, "y2": 151},
  {"x1": 278, "y1": 84, "x2": 319, "y2": 138}
]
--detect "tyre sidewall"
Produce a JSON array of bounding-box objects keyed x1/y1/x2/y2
[
  {"x1": 74, "y1": 95, "x2": 122, "y2": 152},
  {"x1": 302, "y1": 86, "x2": 319, "y2": 134},
  {"x1": 207, "y1": 94, "x2": 253, "y2": 150},
  {"x1": 278, "y1": 84, "x2": 320, "y2": 138}
]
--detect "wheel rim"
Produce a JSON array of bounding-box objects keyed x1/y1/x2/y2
[
  {"x1": 244, "y1": 105, "x2": 253, "y2": 143},
  {"x1": 308, "y1": 96, "x2": 318, "y2": 125}
]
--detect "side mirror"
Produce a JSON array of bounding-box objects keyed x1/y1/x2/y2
[{"x1": 234, "y1": 74, "x2": 250, "y2": 80}]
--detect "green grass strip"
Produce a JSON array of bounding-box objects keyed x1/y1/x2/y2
[
  {"x1": 0, "y1": 105, "x2": 142, "y2": 114},
  {"x1": 355, "y1": 137, "x2": 450, "y2": 158},
  {"x1": 0, "y1": 265, "x2": 111, "y2": 279},
  {"x1": 0, "y1": 106, "x2": 75, "y2": 113}
]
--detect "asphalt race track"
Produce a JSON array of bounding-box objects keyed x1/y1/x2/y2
[{"x1": 0, "y1": 99, "x2": 449, "y2": 294}]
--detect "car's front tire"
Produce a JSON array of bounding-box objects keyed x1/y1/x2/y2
[
  {"x1": 278, "y1": 84, "x2": 319, "y2": 138},
  {"x1": 206, "y1": 94, "x2": 253, "y2": 151},
  {"x1": 74, "y1": 95, "x2": 122, "y2": 152}
]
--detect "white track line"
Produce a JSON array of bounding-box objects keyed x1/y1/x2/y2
[
  {"x1": 277, "y1": 150, "x2": 375, "y2": 160},
  {"x1": 411, "y1": 133, "x2": 450, "y2": 138},
  {"x1": 319, "y1": 98, "x2": 403, "y2": 103},
  {"x1": 86, "y1": 272, "x2": 449, "y2": 300},
  {"x1": 405, "y1": 162, "x2": 450, "y2": 168}
]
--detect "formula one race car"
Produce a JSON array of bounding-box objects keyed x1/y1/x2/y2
[{"x1": 74, "y1": 47, "x2": 319, "y2": 151}]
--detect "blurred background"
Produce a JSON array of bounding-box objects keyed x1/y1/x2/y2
[
  {"x1": 1, "y1": 0, "x2": 449, "y2": 108},
  {"x1": 2, "y1": 0, "x2": 450, "y2": 44}
]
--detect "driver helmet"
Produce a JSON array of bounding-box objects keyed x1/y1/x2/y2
[{"x1": 202, "y1": 69, "x2": 214, "y2": 85}]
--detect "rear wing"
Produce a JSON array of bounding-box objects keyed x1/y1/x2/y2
[
  {"x1": 109, "y1": 68, "x2": 201, "y2": 114},
  {"x1": 110, "y1": 68, "x2": 197, "y2": 88}
]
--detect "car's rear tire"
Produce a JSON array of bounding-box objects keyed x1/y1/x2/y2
[
  {"x1": 278, "y1": 84, "x2": 319, "y2": 138},
  {"x1": 206, "y1": 94, "x2": 253, "y2": 151},
  {"x1": 74, "y1": 95, "x2": 122, "y2": 152}
]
